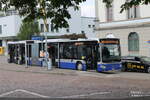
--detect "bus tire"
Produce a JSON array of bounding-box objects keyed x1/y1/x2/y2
[
  {"x1": 146, "y1": 67, "x2": 150, "y2": 73},
  {"x1": 76, "y1": 62, "x2": 83, "y2": 71}
]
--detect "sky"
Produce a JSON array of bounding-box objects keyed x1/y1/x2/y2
[{"x1": 80, "y1": 0, "x2": 95, "y2": 17}]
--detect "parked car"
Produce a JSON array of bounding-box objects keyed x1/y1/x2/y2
[{"x1": 121, "y1": 56, "x2": 150, "y2": 73}]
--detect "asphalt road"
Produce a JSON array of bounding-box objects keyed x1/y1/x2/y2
[{"x1": 0, "y1": 56, "x2": 150, "y2": 99}]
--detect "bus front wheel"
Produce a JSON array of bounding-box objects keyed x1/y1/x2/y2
[{"x1": 76, "y1": 62, "x2": 83, "y2": 71}]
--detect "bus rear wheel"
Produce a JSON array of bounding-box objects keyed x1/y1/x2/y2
[{"x1": 77, "y1": 62, "x2": 83, "y2": 71}]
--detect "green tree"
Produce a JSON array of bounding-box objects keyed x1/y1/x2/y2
[
  {"x1": 0, "y1": 0, "x2": 86, "y2": 31},
  {"x1": 17, "y1": 21, "x2": 40, "y2": 40},
  {"x1": 1, "y1": 0, "x2": 148, "y2": 31},
  {"x1": 0, "y1": 0, "x2": 87, "y2": 63},
  {"x1": 120, "y1": 0, "x2": 150, "y2": 13},
  {"x1": 103, "y1": 0, "x2": 150, "y2": 12},
  {"x1": 0, "y1": 0, "x2": 149, "y2": 36}
]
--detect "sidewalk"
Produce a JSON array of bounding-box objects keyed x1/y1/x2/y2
[
  {"x1": 1, "y1": 56, "x2": 150, "y2": 80},
  {"x1": 0, "y1": 56, "x2": 117, "y2": 78},
  {"x1": 0, "y1": 56, "x2": 109, "y2": 79},
  {"x1": 0, "y1": 56, "x2": 77, "y2": 76}
]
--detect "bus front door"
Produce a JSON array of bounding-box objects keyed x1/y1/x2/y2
[
  {"x1": 86, "y1": 46, "x2": 97, "y2": 70},
  {"x1": 48, "y1": 44, "x2": 57, "y2": 66}
]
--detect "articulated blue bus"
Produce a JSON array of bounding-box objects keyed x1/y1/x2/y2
[
  {"x1": 46, "y1": 38, "x2": 122, "y2": 72},
  {"x1": 7, "y1": 38, "x2": 122, "y2": 72}
]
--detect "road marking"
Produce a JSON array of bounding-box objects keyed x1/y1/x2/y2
[
  {"x1": 0, "y1": 90, "x2": 17, "y2": 97},
  {"x1": 130, "y1": 91, "x2": 150, "y2": 97},
  {"x1": 0, "y1": 89, "x2": 50, "y2": 98},
  {"x1": 77, "y1": 71, "x2": 121, "y2": 78},
  {"x1": 16, "y1": 89, "x2": 50, "y2": 98},
  {"x1": 105, "y1": 74, "x2": 120, "y2": 78},
  {"x1": 106, "y1": 75, "x2": 114, "y2": 78},
  {"x1": 59, "y1": 91, "x2": 111, "y2": 98},
  {"x1": 0, "y1": 89, "x2": 110, "y2": 98}
]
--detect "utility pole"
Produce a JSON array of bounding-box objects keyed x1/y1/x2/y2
[
  {"x1": 45, "y1": 32, "x2": 49, "y2": 69},
  {"x1": 39, "y1": 0, "x2": 51, "y2": 70}
]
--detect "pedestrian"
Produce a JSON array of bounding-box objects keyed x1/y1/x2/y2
[{"x1": 45, "y1": 51, "x2": 52, "y2": 70}]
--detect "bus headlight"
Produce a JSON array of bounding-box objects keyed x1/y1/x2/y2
[
  {"x1": 81, "y1": 56, "x2": 85, "y2": 60},
  {"x1": 101, "y1": 65, "x2": 106, "y2": 69}
]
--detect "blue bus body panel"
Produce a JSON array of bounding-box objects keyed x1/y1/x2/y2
[
  {"x1": 82, "y1": 64, "x2": 87, "y2": 71},
  {"x1": 59, "y1": 62, "x2": 76, "y2": 70},
  {"x1": 97, "y1": 63, "x2": 122, "y2": 72},
  {"x1": 59, "y1": 62, "x2": 87, "y2": 71},
  {"x1": 28, "y1": 59, "x2": 43, "y2": 67},
  {"x1": 34, "y1": 61, "x2": 42, "y2": 66}
]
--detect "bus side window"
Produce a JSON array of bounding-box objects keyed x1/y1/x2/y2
[
  {"x1": 77, "y1": 46, "x2": 86, "y2": 59},
  {"x1": 86, "y1": 46, "x2": 92, "y2": 59},
  {"x1": 72, "y1": 46, "x2": 78, "y2": 59},
  {"x1": 59, "y1": 45, "x2": 64, "y2": 59},
  {"x1": 39, "y1": 43, "x2": 43, "y2": 58},
  {"x1": 54, "y1": 45, "x2": 58, "y2": 58},
  {"x1": 97, "y1": 46, "x2": 101, "y2": 61},
  {"x1": 65, "y1": 46, "x2": 72, "y2": 59},
  {"x1": 61, "y1": 44, "x2": 74, "y2": 59}
]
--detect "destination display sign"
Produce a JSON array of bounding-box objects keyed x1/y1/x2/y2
[
  {"x1": 75, "y1": 42, "x2": 84, "y2": 46},
  {"x1": 99, "y1": 40, "x2": 119, "y2": 44}
]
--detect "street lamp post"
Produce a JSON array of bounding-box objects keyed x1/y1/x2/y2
[
  {"x1": 44, "y1": 32, "x2": 51, "y2": 70},
  {"x1": 45, "y1": 32, "x2": 48, "y2": 65}
]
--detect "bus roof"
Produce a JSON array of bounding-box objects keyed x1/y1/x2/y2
[
  {"x1": 7, "y1": 41, "x2": 26, "y2": 44},
  {"x1": 42, "y1": 38, "x2": 99, "y2": 43},
  {"x1": 7, "y1": 38, "x2": 120, "y2": 44},
  {"x1": 7, "y1": 40, "x2": 38, "y2": 44}
]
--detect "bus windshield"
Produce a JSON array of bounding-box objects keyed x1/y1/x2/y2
[{"x1": 102, "y1": 44, "x2": 121, "y2": 63}]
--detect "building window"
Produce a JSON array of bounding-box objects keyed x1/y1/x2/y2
[
  {"x1": 66, "y1": 29, "x2": 70, "y2": 33},
  {"x1": 106, "y1": 1, "x2": 113, "y2": 22},
  {"x1": 56, "y1": 29, "x2": 59, "y2": 33},
  {"x1": 6, "y1": 9, "x2": 18, "y2": 16},
  {"x1": 93, "y1": 25, "x2": 95, "y2": 28},
  {"x1": 126, "y1": 0, "x2": 140, "y2": 19},
  {"x1": 88, "y1": 25, "x2": 91, "y2": 28},
  {"x1": 46, "y1": 24, "x2": 49, "y2": 32},
  {"x1": 40, "y1": 24, "x2": 44, "y2": 32},
  {"x1": 81, "y1": 31, "x2": 85, "y2": 34},
  {"x1": 51, "y1": 24, "x2": 54, "y2": 32},
  {"x1": 0, "y1": 25, "x2": 2, "y2": 34},
  {"x1": 128, "y1": 32, "x2": 139, "y2": 51}
]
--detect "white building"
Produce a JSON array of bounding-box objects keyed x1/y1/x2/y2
[
  {"x1": 0, "y1": 15, "x2": 22, "y2": 47},
  {"x1": 39, "y1": 8, "x2": 96, "y2": 37},
  {"x1": 0, "y1": 7, "x2": 95, "y2": 54},
  {"x1": 81, "y1": 17, "x2": 96, "y2": 38},
  {"x1": 95, "y1": 0, "x2": 150, "y2": 56},
  {"x1": 39, "y1": 8, "x2": 82, "y2": 36}
]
